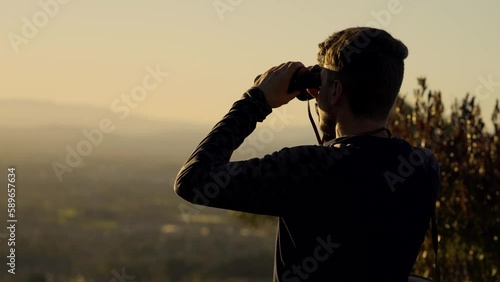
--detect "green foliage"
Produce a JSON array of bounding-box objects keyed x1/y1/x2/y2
[{"x1": 389, "y1": 78, "x2": 499, "y2": 281}]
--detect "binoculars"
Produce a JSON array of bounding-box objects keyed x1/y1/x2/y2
[{"x1": 254, "y1": 65, "x2": 322, "y2": 101}]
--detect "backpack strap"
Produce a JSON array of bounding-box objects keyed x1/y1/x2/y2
[
  {"x1": 431, "y1": 201, "x2": 440, "y2": 282},
  {"x1": 419, "y1": 147, "x2": 441, "y2": 282}
]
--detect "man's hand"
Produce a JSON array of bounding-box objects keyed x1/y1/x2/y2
[{"x1": 254, "y1": 61, "x2": 305, "y2": 108}]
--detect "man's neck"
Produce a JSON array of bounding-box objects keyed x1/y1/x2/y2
[{"x1": 335, "y1": 118, "x2": 388, "y2": 138}]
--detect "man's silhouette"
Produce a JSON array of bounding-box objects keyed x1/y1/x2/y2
[{"x1": 175, "y1": 27, "x2": 440, "y2": 281}]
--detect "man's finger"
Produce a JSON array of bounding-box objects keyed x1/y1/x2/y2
[
  {"x1": 284, "y1": 61, "x2": 304, "y2": 72},
  {"x1": 270, "y1": 63, "x2": 286, "y2": 72},
  {"x1": 283, "y1": 61, "x2": 305, "y2": 81}
]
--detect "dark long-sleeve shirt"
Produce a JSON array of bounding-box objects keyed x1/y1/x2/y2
[{"x1": 174, "y1": 87, "x2": 440, "y2": 281}]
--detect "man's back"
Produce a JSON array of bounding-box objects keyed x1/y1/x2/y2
[{"x1": 274, "y1": 136, "x2": 440, "y2": 281}]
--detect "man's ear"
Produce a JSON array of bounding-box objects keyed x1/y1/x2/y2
[{"x1": 330, "y1": 80, "x2": 343, "y2": 105}]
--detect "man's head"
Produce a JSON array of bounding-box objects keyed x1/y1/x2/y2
[{"x1": 314, "y1": 27, "x2": 408, "y2": 136}]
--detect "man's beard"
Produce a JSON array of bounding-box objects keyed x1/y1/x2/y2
[{"x1": 318, "y1": 112, "x2": 336, "y2": 140}]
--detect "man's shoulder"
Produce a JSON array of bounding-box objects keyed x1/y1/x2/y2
[
  {"x1": 276, "y1": 143, "x2": 358, "y2": 160},
  {"x1": 410, "y1": 147, "x2": 440, "y2": 170}
]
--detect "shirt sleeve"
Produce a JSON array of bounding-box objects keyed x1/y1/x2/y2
[{"x1": 174, "y1": 87, "x2": 345, "y2": 217}]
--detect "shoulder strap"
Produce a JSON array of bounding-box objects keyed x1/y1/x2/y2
[
  {"x1": 431, "y1": 202, "x2": 440, "y2": 282},
  {"x1": 418, "y1": 147, "x2": 441, "y2": 282}
]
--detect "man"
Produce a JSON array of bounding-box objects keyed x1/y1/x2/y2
[{"x1": 174, "y1": 27, "x2": 440, "y2": 281}]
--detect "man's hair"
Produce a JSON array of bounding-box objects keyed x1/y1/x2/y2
[{"x1": 317, "y1": 27, "x2": 408, "y2": 120}]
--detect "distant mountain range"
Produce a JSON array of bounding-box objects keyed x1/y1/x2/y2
[{"x1": 1, "y1": 99, "x2": 317, "y2": 164}]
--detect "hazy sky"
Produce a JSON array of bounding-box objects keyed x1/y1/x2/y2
[{"x1": 2, "y1": 0, "x2": 499, "y2": 128}]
